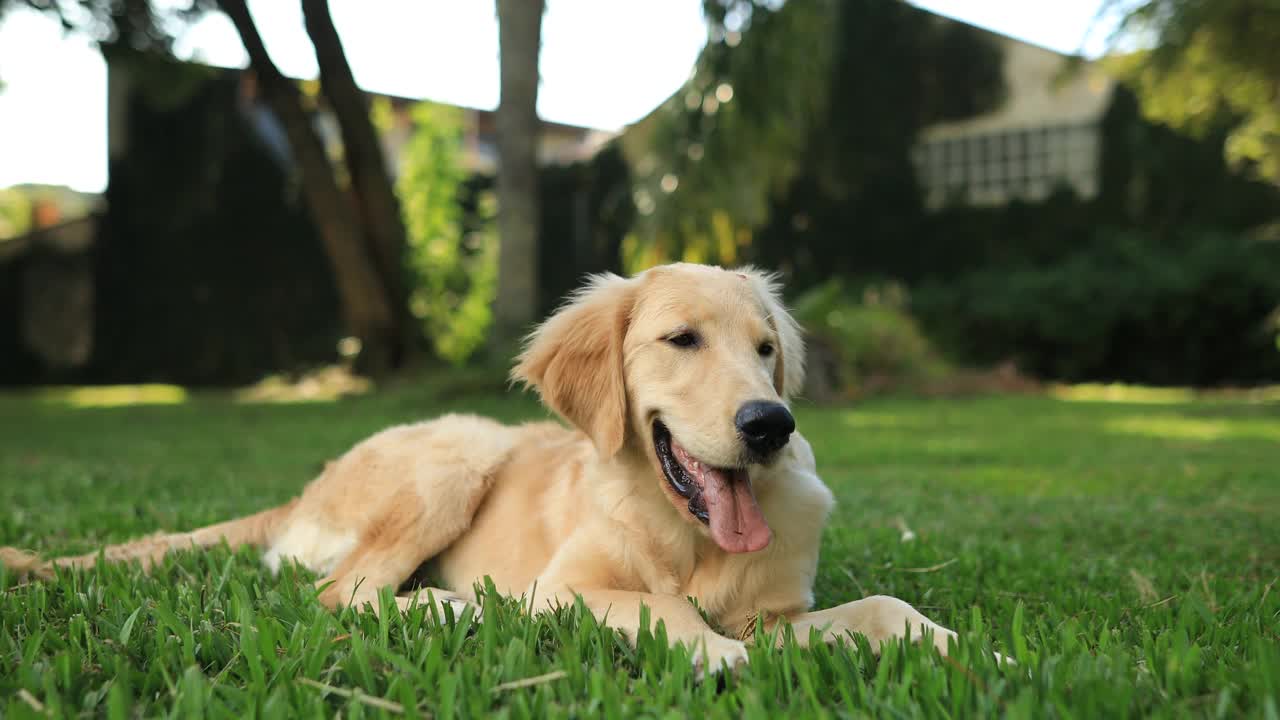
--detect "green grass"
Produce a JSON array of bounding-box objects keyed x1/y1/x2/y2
[{"x1": 2, "y1": 378, "x2": 1278, "y2": 718}]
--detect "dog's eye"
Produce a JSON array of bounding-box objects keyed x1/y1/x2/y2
[
  {"x1": 666, "y1": 331, "x2": 700, "y2": 348},
  {"x1": 758, "y1": 342, "x2": 775, "y2": 357}
]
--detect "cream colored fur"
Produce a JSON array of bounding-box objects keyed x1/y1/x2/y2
[{"x1": 1, "y1": 263, "x2": 990, "y2": 677}]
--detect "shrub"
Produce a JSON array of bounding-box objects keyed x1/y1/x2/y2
[
  {"x1": 792, "y1": 280, "x2": 949, "y2": 400},
  {"x1": 0, "y1": 188, "x2": 31, "y2": 241},
  {"x1": 912, "y1": 229, "x2": 1280, "y2": 385}
]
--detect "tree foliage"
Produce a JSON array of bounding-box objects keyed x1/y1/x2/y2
[
  {"x1": 1107, "y1": 0, "x2": 1280, "y2": 184},
  {"x1": 1, "y1": 0, "x2": 213, "y2": 52},
  {"x1": 625, "y1": 0, "x2": 838, "y2": 268}
]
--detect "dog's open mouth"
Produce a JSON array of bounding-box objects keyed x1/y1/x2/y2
[{"x1": 652, "y1": 420, "x2": 772, "y2": 554}]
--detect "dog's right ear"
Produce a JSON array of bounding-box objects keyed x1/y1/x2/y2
[{"x1": 512, "y1": 273, "x2": 636, "y2": 458}]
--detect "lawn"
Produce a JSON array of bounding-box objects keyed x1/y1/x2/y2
[{"x1": 1, "y1": 378, "x2": 1278, "y2": 718}]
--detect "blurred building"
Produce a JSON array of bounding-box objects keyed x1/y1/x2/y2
[
  {"x1": 123, "y1": 64, "x2": 616, "y2": 181},
  {"x1": 372, "y1": 99, "x2": 615, "y2": 177},
  {"x1": 911, "y1": 31, "x2": 1115, "y2": 208}
]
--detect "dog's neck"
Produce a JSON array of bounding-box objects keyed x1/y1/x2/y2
[{"x1": 585, "y1": 439, "x2": 707, "y2": 586}]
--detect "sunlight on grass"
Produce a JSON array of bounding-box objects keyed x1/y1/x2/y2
[
  {"x1": 840, "y1": 411, "x2": 924, "y2": 429},
  {"x1": 233, "y1": 366, "x2": 372, "y2": 404},
  {"x1": 1053, "y1": 382, "x2": 1280, "y2": 404},
  {"x1": 1105, "y1": 415, "x2": 1280, "y2": 442},
  {"x1": 38, "y1": 384, "x2": 188, "y2": 408},
  {"x1": 1051, "y1": 383, "x2": 1196, "y2": 404}
]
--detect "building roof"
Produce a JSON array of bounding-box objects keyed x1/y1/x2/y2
[{"x1": 917, "y1": 21, "x2": 1115, "y2": 141}]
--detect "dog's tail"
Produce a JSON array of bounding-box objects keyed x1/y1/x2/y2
[{"x1": 0, "y1": 499, "x2": 297, "y2": 581}]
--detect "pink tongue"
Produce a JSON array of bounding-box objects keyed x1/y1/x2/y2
[{"x1": 700, "y1": 467, "x2": 772, "y2": 554}]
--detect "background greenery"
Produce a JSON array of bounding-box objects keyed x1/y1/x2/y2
[{"x1": 3, "y1": 1, "x2": 1278, "y2": 391}]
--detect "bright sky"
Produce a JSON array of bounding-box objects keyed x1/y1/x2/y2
[{"x1": 0, "y1": 0, "x2": 1117, "y2": 194}]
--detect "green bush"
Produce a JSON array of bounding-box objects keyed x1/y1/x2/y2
[
  {"x1": 0, "y1": 188, "x2": 31, "y2": 241},
  {"x1": 395, "y1": 101, "x2": 498, "y2": 366},
  {"x1": 792, "y1": 280, "x2": 948, "y2": 398},
  {"x1": 912, "y1": 229, "x2": 1280, "y2": 385}
]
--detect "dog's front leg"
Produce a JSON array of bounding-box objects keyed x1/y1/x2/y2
[
  {"x1": 773, "y1": 595, "x2": 958, "y2": 656},
  {"x1": 535, "y1": 584, "x2": 749, "y2": 679}
]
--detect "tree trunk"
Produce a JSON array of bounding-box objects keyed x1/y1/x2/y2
[
  {"x1": 494, "y1": 0, "x2": 545, "y2": 344},
  {"x1": 218, "y1": 0, "x2": 399, "y2": 374},
  {"x1": 300, "y1": 0, "x2": 413, "y2": 362}
]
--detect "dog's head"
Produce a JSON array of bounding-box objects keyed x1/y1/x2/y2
[{"x1": 513, "y1": 263, "x2": 804, "y2": 554}]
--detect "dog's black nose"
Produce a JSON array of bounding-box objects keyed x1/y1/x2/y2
[{"x1": 735, "y1": 401, "x2": 795, "y2": 455}]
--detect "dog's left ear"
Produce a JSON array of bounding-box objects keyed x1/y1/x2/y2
[
  {"x1": 739, "y1": 267, "x2": 805, "y2": 401},
  {"x1": 512, "y1": 273, "x2": 636, "y2": 458}
]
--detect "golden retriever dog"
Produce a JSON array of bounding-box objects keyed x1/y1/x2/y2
[{"x1": 1, "y1": 263, "x2": 985, "y2": 676}]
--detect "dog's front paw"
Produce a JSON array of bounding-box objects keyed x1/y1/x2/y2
[{"x1": 691, "y1": 634, "x2": 749, "y2": 681}]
